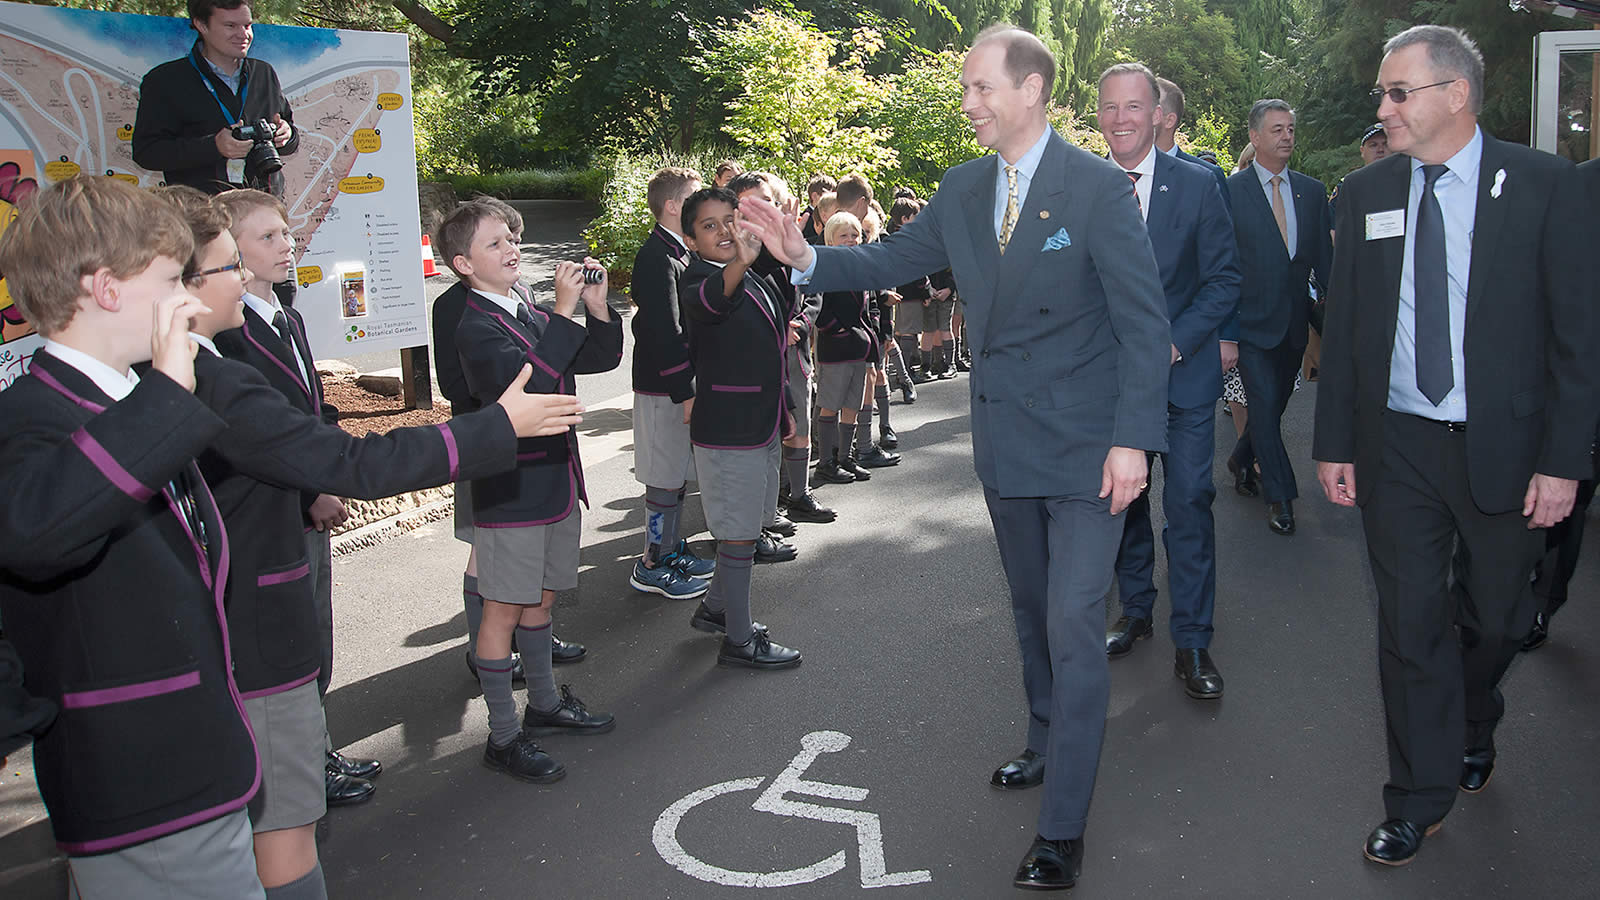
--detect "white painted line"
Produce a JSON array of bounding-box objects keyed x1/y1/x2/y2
[{"x1": 652, "y1": 730, "x2": 932, "y2": 889}]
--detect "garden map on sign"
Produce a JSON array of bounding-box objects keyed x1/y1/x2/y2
[{"x1": 0, "y1": 1, "x2": 426, "y2": 385}]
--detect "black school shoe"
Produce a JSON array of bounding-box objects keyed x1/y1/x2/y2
[
  {"x1": 839, "y1": 453, "x2": 873, "y2": 480},
  {"x1": 754, "y1": 533, "x2": 798, "y2": 563},
  {"x1": 325, "y1": 770, "x2": 375, "y2": 806},
  {"x1": 483, "y1": 733, "x2": 566, "y2": 783},
  {"x1": 689, "y1": 601, "x2": 767, "y2": 635},
  {"x1": 327, "y1": 749, "x2": 382, "y2": 780},
  {"x1": 551, "y1": 634, "x2": 586, "y2": 665},
  {"x1": 718, "y1": 630, "x2": 802, "y2": 670},
  {"x1": 765, "y1": 514, "x2": 797, "y2": 537},
  {"x1": 783, "y1": 491, "x2": 837, "y2": 523},
  {"x1": 523, "y1": 685, "x2": 615, "y2": 735},
  {"x1": 858, "y1": 445, "x2": 901, "y2": 467},
  {"x1": 813, "y1": 457, "x2": 855, "y2": 484}
]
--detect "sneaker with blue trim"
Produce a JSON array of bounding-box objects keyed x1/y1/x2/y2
[
  {"x1": 630, "y1": 559, "x2": 709, "y2": 599},
  {"x1": 662, "y1": 540, "x2": 716, "y2": 578}
]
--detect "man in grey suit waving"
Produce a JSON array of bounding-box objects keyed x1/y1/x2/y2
[{"x1": 742, "y1": 24, "x2": 1170, "y2": 892}]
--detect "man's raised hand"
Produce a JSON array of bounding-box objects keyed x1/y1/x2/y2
[
  {"x1": 738, "y1": 198, "x2": 816, "y2": 272},
  {"x1": 151, "y1": 292, "x2": 209, "y2": 392},
  {"x1": 496, "y1": 364, "x2": 585, "y2": 437}
]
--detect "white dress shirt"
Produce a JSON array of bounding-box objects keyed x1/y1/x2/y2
[
  {"x1": 1118, "y1": 145, "x2": 1158, "y2": 223},
  {"x1": 241, "y1": 291, "x2": 312, "y2": 387},
  {"x1": 472, "y1": 287, "x2": 524, "y2": 318},
  {"x1": 41, "y1": 339, "x2": 137, "y2": 401}
]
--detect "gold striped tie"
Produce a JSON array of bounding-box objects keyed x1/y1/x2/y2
[{"x1": 998, "y1": 164, "x2": 1019, "y2": 254}]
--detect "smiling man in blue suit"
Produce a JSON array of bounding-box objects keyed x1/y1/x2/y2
[
  {"x1": 1097, "y1": 63, "x2": 1241, "y2": 700},
  {"x1": 741, "y1": 24, "x2": 1170, "y2": 892}
]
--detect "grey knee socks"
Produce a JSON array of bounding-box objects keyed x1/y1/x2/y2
[
  {"x1": 818, "y1": 413, "x2": 839, "y2": 463},
  {"x1": 855, "y1": 407, "x2": 874, "y2": 454},
  {"x1": 517, "y1": 622, "x2": 559, "y2": 713},
  {"x1": 264, "y1": 861, "x2": 327, "y2": 900},
  {"x1": 875, "y1": 384, "x2": 891, "y2": 433},
  {"x1": 463, "y1": 574, "x2": 482, "y2": 661},
  {"x1": 478, "y1": 654, "x2": 520, "y2": 747},
  {"x1": 715, "y1": 542, "x2": 757, "y2": 643},
  {"x1": 783, "y1": 446, "x2": 810, "y2": 497},
  {"x1": 643, "y1": 485, "x2": 680, "y2": 565}
]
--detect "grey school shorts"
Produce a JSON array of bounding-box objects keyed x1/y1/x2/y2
[
  {"x1": 633, "y1": 392, "x2": 696, "y2": 489},
  {"x1": 815, "y1": 360, "x2": 869, "y2": 411},
  {"x1": 694, "y1": 436, "x2": 781, "y2": 541},
  {"x1": 926, "y1": 297, "x2": 956, "y2": 332},
  {"x1": 895, "y1": 301, "x2": 926, "y2": 334},
  {"x1": 67, "y1": 808, "x2": 264, "y2": 900},
  {"x1": 786, "y1": 349, "x2": 812, "y2": 439},
  {"x1": 243, "y1": 679, "x2": 327, "y2": 833},
  {"x1": 476, "y1": 508, "x2": 582, "y2": 602}
]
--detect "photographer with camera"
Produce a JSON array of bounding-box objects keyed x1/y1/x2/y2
[{"x1": 133, "y1": 0, "x2": 297, "y2": 197}]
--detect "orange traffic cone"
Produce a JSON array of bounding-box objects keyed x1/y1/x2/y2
[{"x1": 421, "y1": 234, "x2": 440, "y2": 278}]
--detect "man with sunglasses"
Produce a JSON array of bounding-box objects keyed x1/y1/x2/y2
[{"x1": 1314, "y1": 24, "x2": 1597, "y2": 867}]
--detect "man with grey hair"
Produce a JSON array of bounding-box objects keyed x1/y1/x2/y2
[
  {"x1": 742, "y1": 22, "x2": 1170, "y2": 892},
  {"x1": 1225, "y1": 99, "x2": 1333, "y2": 536},
  {"x1": 1314, "y1": 24, "x2": 1596, "y2": 866}
]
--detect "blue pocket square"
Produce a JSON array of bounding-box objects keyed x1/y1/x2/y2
[{"x1": 1042, "y1": 228, "x2": 1071, "y2": 252}]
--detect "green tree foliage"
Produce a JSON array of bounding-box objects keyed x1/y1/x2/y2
[
  {"x1": 1207, "y1": 0, "x2": 1297, "y2": 97},
  {"x1": 868, "y1": 49, "x2": 982, "y2": 195},
  {"x1": 1095, "y1": 0, "x2": 1249, "y2": 128},
  {"x1": 693, "y1": 11, "x2": 899, "y2": 188}
]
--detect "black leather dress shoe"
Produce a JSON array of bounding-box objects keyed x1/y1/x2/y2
[
  {"x1": 783, "y1": 491, "x2": 837, "y2": 523},
  {"x1": 991, "y1": 749, "x2": 1046, "y2": 790},
  {"x1": 718, "y1": 631, "x2": 802, "y2": 670},
  {"x1": 551, "y1": 634, "x2": 586, "y2": 665},
  {"x1": 881, "y1": 426, "x2": 900, "y2": 448},
  {"x1": 466, "y1": 650, "x2": 527, "y2": 682},
  {"x1": 858, "y1": 445, "x2": 901, "y2": 468},
  {"x1": 839, "y1": 455, "x2": 873, "y2": 480},
  {"x1": 1105, "y1": 616, "x2": 1152, "y2": 658},
  {"x1": 1174, "y1": 649, "x2": 1224, "y2": 699},
  {"x1": 325, "y1": 770, "x2": 375, "y2": 806},
  {"x1": 1460, "y1": 749, "x2": 1494, "y2": 793},
  {"x1": 1227, "y1": 458, "x2": 1259, "y2": 497},
  {"x1": 1520, "y1": 611, "x2": 1550, "y2": 652},
  {"x1": 1363, "y1": 818, "x2": 1440, "y2": 866},
  {"x1": 813, "y1": 459, "x2": 855, "y2": 484},
  {"x1": 327, "y1": 749, "x2": 382, "y2": 780},
  {"x1": 482, "y1": 733, "x2": 565, "y2": 783},
  {"x1": 1267, "y1": 500, "x2": 1295, "y2": 535},
  {"x1": 754, "y1": 533, "x2": 798, "y2": 563},
  {"x1": 523, "y1": 685, "x2": 615, "y2": 736},
  {"x1": 765, "y1": 514, "x2": 797, "y2": 537},
  {"x1": 1013, "y1": 834, "x2": 1081, "y2": 890},
  {"x1": 688, "y1": 601, "x2": 767, "y2": 635}
]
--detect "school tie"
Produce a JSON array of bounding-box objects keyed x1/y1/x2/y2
[
  {"x1": 515, "y1": 302, "x2": 537, "y2": 330},
  {"x1": 1125, "y1": 171, "x2": 1143, "y2": 216},
  {"x1": 271, "y1": 309, "x2": 292, "y2": 345},
  {"x1": 997, "y1": 164, "x2": 1019, "y2": 254},
  {"x1": 1413, "y1": 163, "x2": 1452, "y2": 406},
  {"x1": 168, "y1": 470, "x2": 209, "y2": 556},
  {"x1": 1270, "y1": 175, "x2": 1290, "y2": 253}
]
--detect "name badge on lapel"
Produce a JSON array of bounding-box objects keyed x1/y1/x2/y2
[{"x1": 1365, "y1": 209, "x2": 1405, "y2": 241}]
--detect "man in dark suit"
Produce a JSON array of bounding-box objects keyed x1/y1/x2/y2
[
  {"x1": 1154, "y1": 77, "x2": 1230, "y2": 208},
  {"x1": 1314, "y1": 25, "x2": 1597, "y2": 866},
  {"x1": 743, "y1": 25, "x2": 1170, "y2": 892},
  {"x1": 1097, "y1": 64, "x2": 1240, "y2": 700},
  {"x1": 1227, "y1": 99, "x2": 1333, "y2": 535}
]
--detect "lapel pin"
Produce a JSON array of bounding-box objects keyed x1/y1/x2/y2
[
  {"x1": 1039, "y1": 210, "x2": 1050, "y2": 219},
  {"x1": 1490, "y1": 168, "x2": 1506, "y2": 199},
  {"x1": 1158, "y1": 184, "x2": 1169, "y2": 192}
]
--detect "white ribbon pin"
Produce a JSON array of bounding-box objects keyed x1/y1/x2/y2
[{"x1": 1490, "y1": 168, "x2": 1506, "y2": 199}]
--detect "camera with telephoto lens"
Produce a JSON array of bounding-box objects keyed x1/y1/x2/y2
[
  {"x1": 231, "y1": 118, "x2": 284, "y2": 190},
  {"x1": 583, "y1": 266, "x2": 605, "y2": 285}
]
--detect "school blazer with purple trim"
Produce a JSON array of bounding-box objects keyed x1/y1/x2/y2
[
  {"x1": 214, "y1": 304, "x2": 337, "y2": 524},
  {"x1": 189, "y1": 349, "x2": 518, "y2": 696},
  {"x1": 456, "y1": 295, "x2": 623, "y2": 526},
  {"x1": 0, "y1": 352, "x2": 259, "y2": 856},
  {"x1": 680, "y1": 257, "x2": 788, "y2": 449},
  {"x1": 630, "y1": 225, "x2": 697, "y2": 402},
  {"x1": 815, "y1": 289, "x2": 878, "y2": 364}
]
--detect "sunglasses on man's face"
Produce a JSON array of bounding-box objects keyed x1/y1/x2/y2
[{"x1": 1369, "y1": 79, "x2": 1457, "y2": 105}]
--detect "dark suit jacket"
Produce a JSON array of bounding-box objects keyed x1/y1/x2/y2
[
  {"x1": 1145, "y1": 152, "x2": 1241, "y2": 409},
  {"x1": 132, "y1": 43, "x2": 299, "y2": 194},
  {"x1": 190, "y1": 348, "x2": 516, "y2": 696},
  {"x1": 630, "y1": 225, "x2": 696, "y2": 402},
  {"x1": 806, "y1": 128, "x2": 1170, "y2": 498},
  {"x1": 1313, "y1": 135, "x2": 1598, "y2": 512},
  {"x1": 1226, "y1": 166, "x2": 1332, "y2": 350},
  {"x1": 680, "y1": 258, "x2": 789, "y2": 449},
  {"x1": 456, "y1": 296, "x2": 623, "y2": 526},
  {"x1": 216, "y1": 302, "x2": 334, "y2": 523},
  {"x1": 0, "y1": 353, "x2": 257, "y2": 855},
  {"x1": 1175, "y1": 146, "x2": 1231, "y2": 211}
]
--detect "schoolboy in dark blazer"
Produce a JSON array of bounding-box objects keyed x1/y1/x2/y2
[{"x1": 678, "y1": 187, "x2": 803, "y2": 671}]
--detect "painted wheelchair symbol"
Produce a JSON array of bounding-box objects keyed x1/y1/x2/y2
[{"x1": 652, "y1": 730, "x2": 933, "y2": 889}]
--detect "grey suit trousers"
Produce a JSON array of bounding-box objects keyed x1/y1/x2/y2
[{"x1": 983, "y1": 487, "x2": 1123, "y2": 839}]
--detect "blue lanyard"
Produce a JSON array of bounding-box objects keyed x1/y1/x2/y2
[{"x1": 188, "y1": 45, "x2": 248, "y2": 125}]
